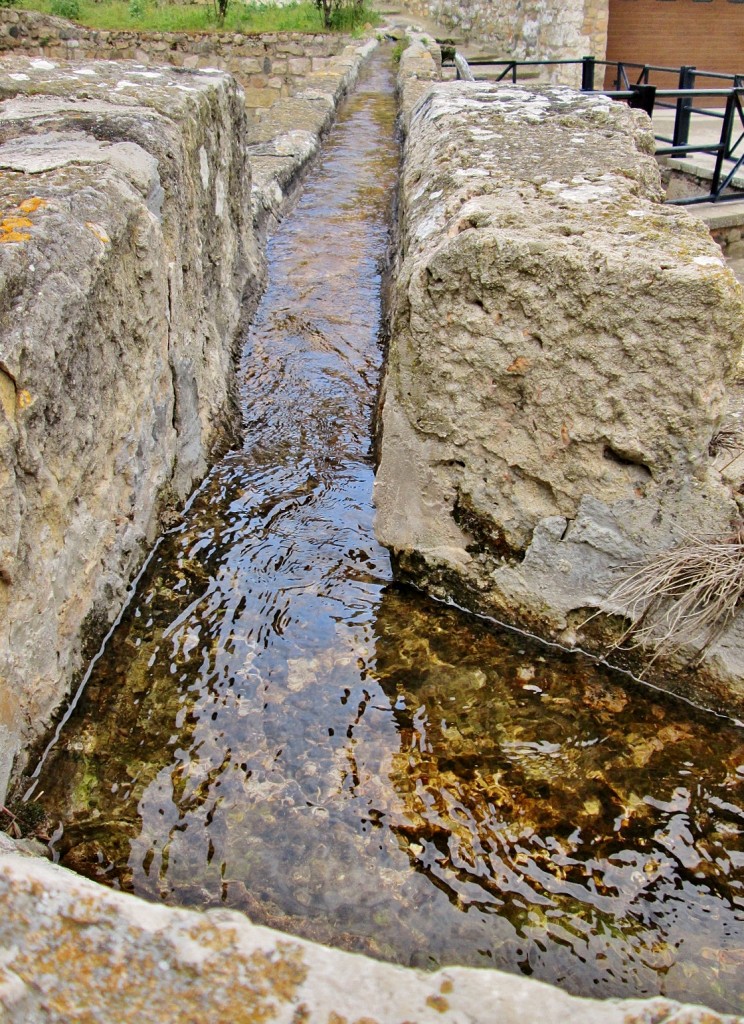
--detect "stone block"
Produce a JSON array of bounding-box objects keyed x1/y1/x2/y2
[
  {"x1": 0, "y1": 852, "x2": 737, "y2": 1024},
  {"x1": 376, "y1": 80, "x2": 744, "y2": 713},
  {"x1": 0, "y1": 54, "x2": 260, "y2": 801},
  {"x1": 243, "y1": 85, "x2": 281, "y2": 108},
  {"x1": 288, "y1": 56, "x2": 311, "y2": 75}
]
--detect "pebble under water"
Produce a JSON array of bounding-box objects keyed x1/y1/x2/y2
[{"x1": 27, "y1": 53, "x2": 744, "y2": 1015}]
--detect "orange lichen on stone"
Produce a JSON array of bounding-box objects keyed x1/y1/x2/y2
[
  {"x1": 0, "y1": 201, "x2": 47, "y2": 243},
  {"x1": 439, "y1": 978, "x2": 454, "y2": 995},
  {"x1": 18, "y1": 197, "x2": 48, "y2": 214},
  {"x1": 506, "y1": 356, "x2": 530, "y2": 374},
  {"x1": 2, "y1": 216, "x2": 33, "y2": 230},
  {"x1": 425, "y1": 994, "x2": 450, "y2": 1013},
  {"x1": 0, "y1": 227, "x2": 31, "y2": 243},
  {"x1": 6, "y1": 906, "x2": 311, "y2": 1024}
]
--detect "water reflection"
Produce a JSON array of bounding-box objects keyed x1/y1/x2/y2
[
  {"x1": 374, "y1": 589, "x2": 744, "y2": 1009},
  {"x1": 26, "y1": 52, "x2": 744, "y2": 1015}
]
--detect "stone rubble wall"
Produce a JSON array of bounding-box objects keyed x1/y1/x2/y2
[
  {"x1": 248, "y1": 36, "x2": 378, "y2": 243},
  {"x1": 0, "y1": 844, "x2": 738, "y2": 1024},
  {"x1": 396, "y1": 0, "x2": 608, "y2": 85},
  {"x1": 0, "y1": 33, "x2": 376, "y2": 805},
  {"x1": 0, "y1": 9, "x2": 352, "y2": 115},
  {"x1": 375, "y1": 57, "x2": 744, "y2": 715}
]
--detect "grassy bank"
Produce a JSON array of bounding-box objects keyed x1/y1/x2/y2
[{"x1": 10, "y1": 0, "x2": 379, "y2": 35}]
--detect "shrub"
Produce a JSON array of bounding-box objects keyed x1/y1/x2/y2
[
  {"x1": 314, "y1": 0, "x2": 367, "y2": 31},
  {"x1": 50, "y1": 0, "x2": 81, "y2": 19}
]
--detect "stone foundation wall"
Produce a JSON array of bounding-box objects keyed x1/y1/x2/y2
[
  {"x1": 397, "y1": 0, "x2": 608, "y2": 83},
  {"x1": 376, "y1": 57, "x2": 744, "y2": 716},
  {"x1": 0, "y1": 9, "x2": 351, "y2": 115}
]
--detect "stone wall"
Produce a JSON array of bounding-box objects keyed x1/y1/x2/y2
[
  {"x1": 0, "y1": 56, "x2": 260, "y2": 802},
  {"x1": 0, "y1": 9, "x2": 350, "y2": 115},
  {"x1": 375, "y1": 59, "x2": 744, "y2": 716},
  {"x1": 397, "y1": 0, "x2": 608, "y2": 83}
]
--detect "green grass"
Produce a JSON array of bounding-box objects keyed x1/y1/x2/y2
[{"x1": 14, "y1": 0, "x2": 378, "y2": 35}]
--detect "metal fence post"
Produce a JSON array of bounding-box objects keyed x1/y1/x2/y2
[
  {"x1": 629, "y1": 84, "x2": 657, "y2": 117},
  {"x1": 728, "y1": 77, "x2": 744, "y2": 157},
  {"x1": 711, "y1": 90, "x2": 738, "y2": 198},
  {"x1": 673, "y1": 65, "x2": 696, "y2": 148},
  {"x1": 581, "y1": 55, "x2": 595, "y2": 91}
]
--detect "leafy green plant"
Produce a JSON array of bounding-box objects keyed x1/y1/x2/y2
[
  {"x1": 314, "y1": 0, "x2": 367, "y2": 31},
  {"x1": 0, "y1": 0, "x2": 19, "y2": 9},
  {"x1": 128, "y1": 0, "x2": 144, "y2": 20},
  {"x1": 391, "y1": 36, "x2": 408, "y2": 64},
  {"x1": 50, "y1": 0, "x2": 80, "y2": 17}
]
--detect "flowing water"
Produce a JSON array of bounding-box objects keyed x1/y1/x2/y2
[{"x1": 27, "y1": 53, "x2": 744, "y2": 1015}]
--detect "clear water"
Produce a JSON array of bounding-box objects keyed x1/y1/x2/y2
[{"x1": 27, "y1": 53, "x2": 744, "y2": 1016}]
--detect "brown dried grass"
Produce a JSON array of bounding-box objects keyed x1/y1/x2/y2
[{"x1": 607, "y1": 527, "x2": 744, "y2": 664}]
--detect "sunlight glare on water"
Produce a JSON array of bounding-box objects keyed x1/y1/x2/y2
[{"x1": 29, "y1": 51, "x2": 744, "y2": 1016}]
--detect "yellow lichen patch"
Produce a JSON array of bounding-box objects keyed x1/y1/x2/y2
[
  {"x1": 18, "y1": 197, "x2": 47, "y2": 214},
  {"x1": 85, "y1": 222, "x2": 110, "y2": 244},
  {"x1": 0, "y1": 226, "x2": 31, "y2": 244},
  {"x1": 439, "y1": 978, "x2": 453, "y2": 995},
  {"x1": 2, "y1": 216, "x2": 33, "y2": 230},
  {"x1": 425, "y1": 994, "x2": 450, "y2": 1013},
  {"x1": 17, "y1": 389, "x2": 32, "y2": 410}
]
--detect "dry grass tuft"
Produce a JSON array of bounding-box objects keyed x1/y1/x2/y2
[
  {"x1": 709, "y1": 426, "x2": 744, "y2": 458},
  {"x1": 606, "y1": 526, "x2": 744, "y2": 664}
]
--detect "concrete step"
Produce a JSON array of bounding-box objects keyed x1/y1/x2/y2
[{"x1": 684, "y1": 198, "x2": 744, "y2": 229}]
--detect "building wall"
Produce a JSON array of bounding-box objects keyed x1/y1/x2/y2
[{"x1": 606, "y1": 0, "x2": 744, "y2": 80}]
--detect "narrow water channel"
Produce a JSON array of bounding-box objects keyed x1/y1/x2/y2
[{"x1": 28, "y1": 52, "x2": 744, "y2": 1015}]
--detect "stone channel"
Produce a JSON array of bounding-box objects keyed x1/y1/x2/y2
[{"x1": 3, "y1": 48, "x2": 741, "y2": 1022}]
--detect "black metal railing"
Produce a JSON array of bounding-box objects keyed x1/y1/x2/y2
[{"x1": 441, "y1": 53, "x2": 744, "y2": 205}]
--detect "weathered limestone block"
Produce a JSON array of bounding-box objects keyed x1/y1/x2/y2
[
  {"x1": 375, "y1": 81, "x2": 744, "y2": 713},
  {"x1": 396, "y1": 36, "x2": 441, "y2": 125},
  {"x1": 0, "y1": 850, "x2": 739, "y2": 1024},
  {"x1": 0, "y1": 56, "x2": 261, "y2": 801}
]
